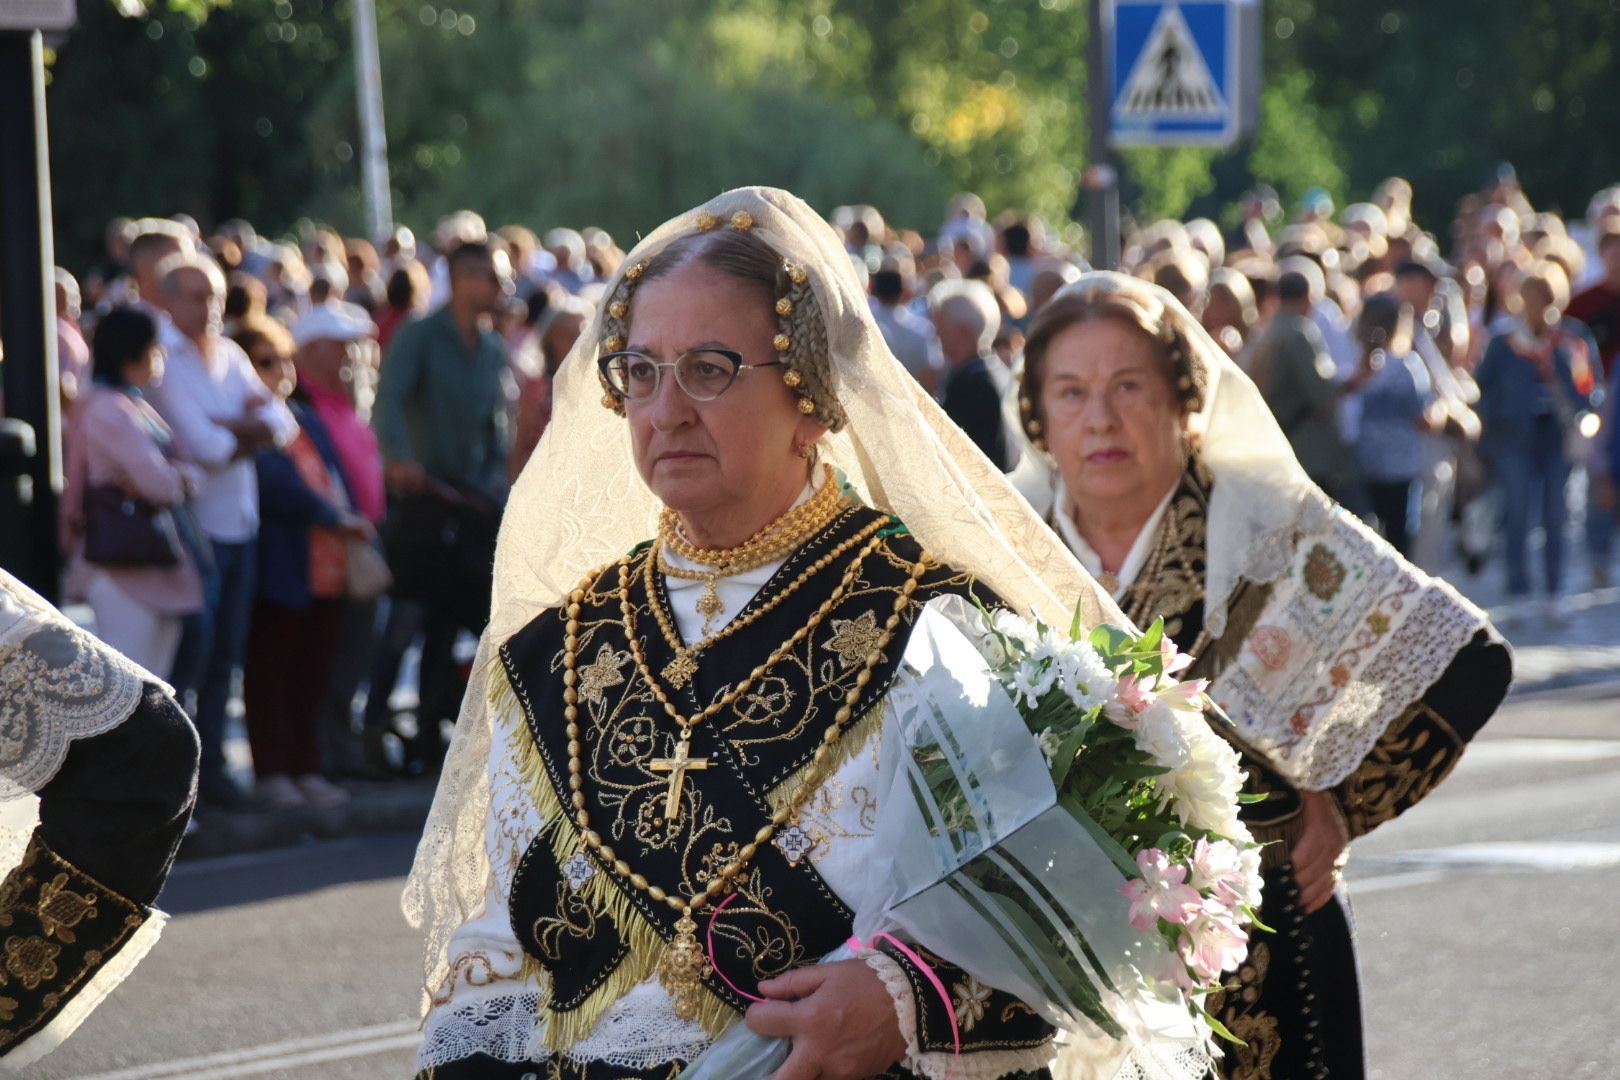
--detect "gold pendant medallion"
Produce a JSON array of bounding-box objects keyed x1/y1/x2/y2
[
  {"x1": 662, "y1": 650, "x2": 700, "y2": 690},
  {"x1": 657, "y1": 912, "x2": 712, "y2": 1021},
  {"x1": 695, "y1": 579, "x2": 725, "y2": 636}
]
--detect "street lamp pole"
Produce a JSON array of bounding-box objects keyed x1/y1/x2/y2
[{"x1": 351, "y1": 0, "x2": 392, "y2": 243}]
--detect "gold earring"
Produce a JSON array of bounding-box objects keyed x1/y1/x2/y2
[{"x1": 797, "y1": 443, "x2": 816, "y2": 460}]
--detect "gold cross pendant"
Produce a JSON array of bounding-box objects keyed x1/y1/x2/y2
[{"x1": 650, "y1": 735, "x2": 710, "y2": 821}]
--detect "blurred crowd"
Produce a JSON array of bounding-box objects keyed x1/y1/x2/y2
[
  {"x1": 842, "y1": 168, "x2": 1617, "y2": 616},
  {"x1": 18, "y1": 162, "x2": 1619, "y2": 810}
]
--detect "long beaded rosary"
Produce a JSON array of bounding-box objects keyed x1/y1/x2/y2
[{"x1": 558, "y1": 543, "x2": 930, "y2": 1021}]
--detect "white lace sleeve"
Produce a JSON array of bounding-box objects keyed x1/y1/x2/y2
[
  {"x1": 0, "y1": 571, "x2": 150, "y2": 799},
  {"x1": 416, "y1": 885, "x2": 541, "y2": 1071}
]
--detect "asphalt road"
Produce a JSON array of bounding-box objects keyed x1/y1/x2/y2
[{"x1": 30, "y1": 680, "x2": 1620, "y2": 1080}]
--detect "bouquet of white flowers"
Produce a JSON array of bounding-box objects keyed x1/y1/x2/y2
[{"x1": 680, "y1": 595, "x2": 1263, "y2": 1080}]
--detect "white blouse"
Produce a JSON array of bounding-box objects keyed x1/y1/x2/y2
[{"x1": 1049, "y1": 474, "x2": 1174, "y2": 599}]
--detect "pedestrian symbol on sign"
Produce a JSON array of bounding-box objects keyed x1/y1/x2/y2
[{"x1": 1114, "y1": 4, "x2": 1225, "y2": 120}]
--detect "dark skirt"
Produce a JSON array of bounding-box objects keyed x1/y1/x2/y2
[{"x1": 1215, "y1": 865, "x2": 1366, "y2": 1080}]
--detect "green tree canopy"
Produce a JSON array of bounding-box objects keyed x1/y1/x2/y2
[{"x1": 44, "y1": 0, "x2": 1620, "y2": 270}]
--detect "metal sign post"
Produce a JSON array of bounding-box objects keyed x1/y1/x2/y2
[
  {"x1": 0, "y1": 16, "x2": 66, "y2": 599},
  {"x1": 1086, "y1": 0, "x2": 1121, "y2": 269}
]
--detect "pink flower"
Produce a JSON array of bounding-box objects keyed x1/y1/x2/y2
[
  {"x1": 1108, "y1": 674, "x2": 1156, "y2": 728},
  {"x1": 1159, "y1": 636, "x2": 1194, "y2": 677},
  {"x1": 1178, "y1": 900, "x2": 1250, "y2": 984},
  {"x1": 1188, "y1": 838, "x2": 1250, "y2": 909},
  {"x1": 1120, "y1": 849, "x2": 1203, "y2": 932}
]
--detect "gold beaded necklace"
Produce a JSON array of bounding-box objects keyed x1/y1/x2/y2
[
  {"x1": 557, "y1": 543, "x2": 929, "y2": 1021},
  {"x1": 646, "y1": 510, "x2": 885, "y2": 689},
  {"x1": 659, "y1": 466, "x2": 844, "y2": 635}
]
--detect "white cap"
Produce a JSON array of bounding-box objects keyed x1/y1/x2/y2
[{"x1": 292, "y1": 301, "x2": 376, "y2": 348}]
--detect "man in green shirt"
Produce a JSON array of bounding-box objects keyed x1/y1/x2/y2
[
  {"x1": 373, "y1": 242, "x2": 513, "y2": 497},
  {"x1": 366, "y1": 241, "x2": 513, "y2": 771}
]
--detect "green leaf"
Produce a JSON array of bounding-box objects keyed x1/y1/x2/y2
[
  {"x1": 1057, "y1": 794, "x2": 1139, "y2": 879},
  {"x1": 1204, "y1": 1009, "x2": 1248, "y2": 1047},
  {"x1": 1048, "y1": 712, "x2": 1097, "y2": 789}
]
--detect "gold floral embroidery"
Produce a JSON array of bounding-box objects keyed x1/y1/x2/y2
[
  {"x1": 822, "y1": 609, "x2": 885, "y2": 669},
  {"x1": 1336, "y1": 702, "x2": 1464, "y2": 838},
  {"x1": 3, "y1": 936, "x2": 60, "y2": 991},
  {"x1": 576, "y1": 643, "x2": 629, "y2": 705},
  {"x1": 1214, "y1": 940, "x2": 1281, "y2": 1080},
  {"x1": 999, "y1": 998, "x2": 1038, "y2": 1023},
  {"x1": 501, "y1": 520, "x2": 986, "y2": 1054},
  {"x1": 532, "y1": 880, "x2": 603, "y2": 964},
  {"x1": 36, "y1": 874, "x2": 97, "y2": 944},
  {"x1": 1118, "y1": 457, "x2": 1211, "y2": 645},
  {"x1": 953, "y1": 976, "x2": 993, "y2": 1030}
]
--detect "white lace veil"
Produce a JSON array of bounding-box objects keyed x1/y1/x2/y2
[
  {"x1": 402, "y1": 186, "x2": 1124, "y2": 1005},
  {"x1": 1009, "y1": 271, "x2": 1336, "y2": 639},
  {"x1": 1009, "y1": 272, "x2": 1489, "y2": 790}
]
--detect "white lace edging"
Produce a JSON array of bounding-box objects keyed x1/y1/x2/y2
[
  {"x1": 0, "y1": 572, "x2": 153, "y2": 798},
  {"x1": 862, "y1": 950, "x2": 1054, "y2": 1080},
  {"x1": 418, "y1": 980, "x2": 715, "y2": 1072},
  {"x1": 2, "y1": 908, "x2": 166, "y2": 1072}
]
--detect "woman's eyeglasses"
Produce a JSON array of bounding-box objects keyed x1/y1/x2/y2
[{"x1": 598, "y1": 349, "x2": 786, "y2": 403}]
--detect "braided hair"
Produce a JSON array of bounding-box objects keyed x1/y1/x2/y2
[
  {"x1": 1017, "y1": 286, "x2": 1206, "y2": 453},
  {"x1": 595, "y1": 218, "x2": 846, "y2": 431}
]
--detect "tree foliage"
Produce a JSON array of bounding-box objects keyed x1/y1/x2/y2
[{"x1": 43, "y1": 0, "x2": 1620, "y2": 270}]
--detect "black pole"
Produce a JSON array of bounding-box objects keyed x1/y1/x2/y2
[
  {"x1": 1084, "y1": 0, "x2": 1120, "y2": 269},
  {"x1": 0, "y1": 30, "x2": 63, "y2": 600}
]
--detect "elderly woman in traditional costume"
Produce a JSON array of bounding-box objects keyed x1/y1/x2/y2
[
  {"x1": 406, "y1": 189, "x2": 1135, "y2": 1079},
  {"x1": 1011, "y1": 272, "x2": 1512, "y2": 1080},
  {"x1": 0, "y1": 569, "x2": 199, "y2": 1067}
]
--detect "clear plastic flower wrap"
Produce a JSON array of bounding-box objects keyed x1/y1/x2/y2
[{"x1": 679, "y1": 596, "x2": 1260, "y2": 1080}]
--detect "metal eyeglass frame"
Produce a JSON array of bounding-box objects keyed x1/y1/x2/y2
[{"x1": 598, "y1": 348, "x2": 788, "y2": 403}]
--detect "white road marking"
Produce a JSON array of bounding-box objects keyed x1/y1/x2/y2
[
  {"x1": 1459, "y1": 738, "x2": 1620, "y2": 768},
  {"x1": 75, "y1": 1019, "x2": 419, "y2": 1080},
  {"x1": 1348, "y1": 840, "x2": 1620, "y2": 894}
]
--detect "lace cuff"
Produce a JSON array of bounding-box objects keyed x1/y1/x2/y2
[{"x1": 861, "y1": 951, "x2": 1053, "y2": 1080}]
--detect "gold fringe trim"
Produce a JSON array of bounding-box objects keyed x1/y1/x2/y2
[
  {"x1": 762, "y1": 699, "x2": 888, "y2": 817},
  {"x1": 491, "y1": 664, "x2": 736, "y2": 1051}
]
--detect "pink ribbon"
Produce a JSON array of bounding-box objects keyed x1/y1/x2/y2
[
  {"x1": 705, "y1": 894, "x2": 961, "y2": 1076},
  {"x1": 706, "y1": 891, "x2": 768, "y2": 1003},
  {"x1": 847, "y1": 932, "x2": 961, "y2": 1077}
]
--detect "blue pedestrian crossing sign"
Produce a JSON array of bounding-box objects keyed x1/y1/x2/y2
[{"x1": 1107, "y1": 0, "x2": 1259, "y2": 148}]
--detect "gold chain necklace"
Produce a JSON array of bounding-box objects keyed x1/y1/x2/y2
[
  {"x1": 1120, "y1": 497, "x2": 1213, "y2": 661},
  {"x1": 559, "y1": 544, "x2": 927, "y2": 1021},
  {"x1": 647, "y1": 510, "x2": 884, "y2": 689},
  {"x1": 659, "y1": 467, "x2": 843, "y2": 634}
]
